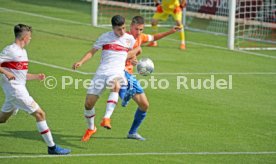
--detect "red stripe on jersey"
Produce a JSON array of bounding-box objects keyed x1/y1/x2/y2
[
  {"x1": 40, "y1": 129, "x2": 50, "y2": 135},
  {"x1": 107, "y1": 100, "x2": 117, "y2": 104},
  {"x1": 0, "y1": 61, "x2": 28, "y2": 70},
  {"x1": 102, "y1": 44, "x2": 129, "y2": 52}
]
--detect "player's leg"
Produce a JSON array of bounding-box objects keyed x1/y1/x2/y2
[
  {"x1": 0, "y1": 101, "x2": 16, "y2": 123},
  {"x1": 121, "y1": 71, "x2": 137, "y2": 107},
  {"x1": 0, "y1": 84, "x2": 18, "y2": 123},
  {"x1": 82, "y1": 94, "x2": 99, "y2": 142},
  {"x1": 84, "y1": 94, "x2": 98, "y2": 129},
  {"x1": 0, "y1": 111, "x2": 14, "y2": 123},
  {"x1": 149, "y1": 5, "x2": 168, "y2": 47},
  {"x1": 127, "y1": 93, "x2": 149, "y2": 141},
  {"x1": 173, "y1": 7, "x2": 186, "y2": 50},
  {"x1": 101, "y1": 75, "x2": 126, "y2": 129},
  {"x1": 13, "y1": 85, "x2": 70, "y2": 155},
  {"x1": 101, "y1": 79, "x2": 121, "y2": 129},
  {"x1": 81, "y1": 74, "x2": 105, "y2": 141},
  {"x1": 30, "y1": 108, "x2": 71, "y2": 155},
  {"x1": 149, "y1": 18, "x2": 159, "y2": 47}
]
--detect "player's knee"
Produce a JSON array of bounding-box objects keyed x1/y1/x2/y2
[
  {"x1": 111, "y1": 85, "x2": 120, "y2": 93},
  {"x1": 139, "y1": 101, "x2": 149, "y2": 112},
  {"x1": 85, "y1": 102, "x2": 93, "y2": 110},
  {"x1": 176, "y1": 21, "x2": 182, "y2": 26},
  {"x1": 151, "y1": 19, "x2": 158, "y2": 26},
  {"x1": 0, "y1": 113, "x2": 10, "y2": 123},
  {"x1": 33, "y1": 109, "x2": 46, "y2": 121}
]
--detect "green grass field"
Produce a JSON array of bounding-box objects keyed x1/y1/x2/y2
[{"x1": 0, "y1": 0, "x2": 276, "y2": 163}]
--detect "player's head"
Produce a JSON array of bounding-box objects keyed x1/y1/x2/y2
[
  {"x1": 111, "y1": 15, "x2": 126, "y2": 37},
  {"x1": 130, "y1": 16, "x2": 145, "y2": 38},
  {"x1": 14, "y1": 24, "x2": 32, "y2": 45}
]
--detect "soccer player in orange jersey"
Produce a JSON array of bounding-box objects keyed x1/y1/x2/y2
[{"x1": 149, "y1": 0, "x2": 187, "y2": 50}]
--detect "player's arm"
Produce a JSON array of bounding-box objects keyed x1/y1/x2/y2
[
  {"x1": 0, "y1": 66, "x2": 15, "y2": 80},
  {"x1": 72, "y1": 48, "x2": 98, "y2": 70},
  {"x1": 127, "y1": 46, "x2": 142, "y2": 59},
  {"x1": 153, "y1": 26, "x2": 182, "y2": 41},
  {"x1": 130, "y1": 56, "x2": 138, "y2": 66},
  {"x1": 26, "y1": 73, "x2": 45, "y2": 81}
]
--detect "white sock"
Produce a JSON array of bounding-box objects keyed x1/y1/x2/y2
[
  {"x1": 36, "y1": 120, "x2": 55, "y2": 147},
  {"x1": 104, "y1": 92, "x2": 119, "y2": 119},
  {"x1": 84, "y1": 108, "x2": 95, "y2": 130}
]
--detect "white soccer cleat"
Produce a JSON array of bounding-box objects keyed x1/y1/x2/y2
[{"x1": 127, "y1": 133, "x2": 145, "y2": 141}]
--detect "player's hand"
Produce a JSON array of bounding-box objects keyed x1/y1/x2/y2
[
  {"x1": 5, "y1": 72, "x2": 15, "y2": 81},
  {"x1": 130, "y1": 57, "x2": 138, "y2": 66},
  {"x1": 72, "y1": 62, "x2": 82, "y2": 70},
  {"x1": 137, "y1": 46, "x2": 142, "y2": 55},
  {"x1": 180, "y1": 2, "x2": 187, "y2": 9},
  {"x1": 37, "y1": 73, "x2": 46, "y2": 81},
  {"x1": 171, "y1": 26, "x2": 183, "y2": 32},
  {"x1": 155, "y1": 0, "x2": 160, "y2": 6}
]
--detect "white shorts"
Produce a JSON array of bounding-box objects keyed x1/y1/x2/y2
[
  {"x1": 1, "y1": 82, "x2": 40, "y2": 114},
  {"x1": 87, "y1": 73, "x2": 127, "y2": 96}
]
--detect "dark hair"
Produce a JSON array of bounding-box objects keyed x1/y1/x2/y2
[
  {"x1": 14, "y1": 24, "x2": 32, "y2": 39},
  {"x1": 131, "y1": 16, "x2": 144, "y2": 25},
  {"x1": 111, "y1": 15, "x2": 125, "y2": 27}
]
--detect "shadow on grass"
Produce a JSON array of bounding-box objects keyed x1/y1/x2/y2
[{"x1": 0, "y1": 130, "x2": 85, "y2": 153}]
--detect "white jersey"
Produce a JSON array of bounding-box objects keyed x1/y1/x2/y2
[
  {"x1": 93, "y1": 31, "x2": 135, "y2": 75},
  {"x1": 0, "y1": 43, "x2": 29, "y2": 85}
]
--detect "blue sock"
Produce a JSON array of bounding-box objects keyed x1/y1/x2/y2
[{"x1": 128, "y1": 108, "x2": 146, "y2": 134}]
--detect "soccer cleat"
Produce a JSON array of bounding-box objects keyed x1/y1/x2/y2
[
  {"x1": 81, "y1": 127, "x2": 97, "y2": 142},
  {"x1": 48, "y1": 145, "x2": 71, "y2": 155},
  {"x1": 148, "y1": 41, "x2": 158, "y2": 47},
  {"x1": 12, "y1": 109, "x2": 19, "y2": 115},
  {"x1": 127, "y1": 133, "x2": 145, "y2": 141},
  {"x1": 180, "y1": 43, "x2": 186, "y2": 50},
  {"x1": 100, "y1": 118, "x2": 111, "y2": 129},
  {"x1": 121, "y1": 88, "x2": 135, "y2": 107}
]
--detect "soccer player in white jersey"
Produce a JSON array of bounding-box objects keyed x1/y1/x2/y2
[
  {"x1": 101, "y1": 16, "x2": 181, "y2": 141},
  {"x1": 72, "y1": 15, "x2": 136, "y2": 142},
  {"x1": 0, "y1": 24, "x2": 71, "y2": 155}
]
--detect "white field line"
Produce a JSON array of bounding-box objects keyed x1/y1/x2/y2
[
  {"x1": 0, "y1": 151, "x2": 276, "y2": 159},
  {"x1": 30, "y1": 59, "x2": 276, "y2": 75},
  {"x1": 0, "y1": 7, "x2": 91, "y2": 26},
  {"x1": 29, "y1": 60, "x2": 93, "y2": 75}
]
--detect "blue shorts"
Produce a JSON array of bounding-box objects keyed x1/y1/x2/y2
[{"x1": 119, "y1": 71, "x2": 144, "y2": 99}]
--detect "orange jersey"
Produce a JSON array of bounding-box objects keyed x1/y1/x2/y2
[{"x1": 125, "y1": 33, "x2": 153, "y2": 74}]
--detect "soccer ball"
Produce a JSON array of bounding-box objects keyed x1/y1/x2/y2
[{"x1": 136, "y1": 57, "x2": 154, "y2": 76}]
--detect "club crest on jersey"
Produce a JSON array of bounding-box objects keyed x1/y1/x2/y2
[{"x1": 125, "y1": 39, "x2": 132, "y2": 48}]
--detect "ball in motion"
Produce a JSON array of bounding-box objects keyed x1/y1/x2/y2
[{"x1": 136, "y1": 57, "x2": 154, "y2": 76}]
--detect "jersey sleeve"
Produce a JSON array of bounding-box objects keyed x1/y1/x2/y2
[
  {"x1": 129, "y1": 35, "x2": 136, "y2": 49},
  {"x1": 93, "y1": 33, "x2": 108, "y2": 50},
  {"x1": 141, "y1": 34, "x2": 154, "y2": 44},
  {"x1": 0, "y1": 47, "x2": 12, "y2": 64}
]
